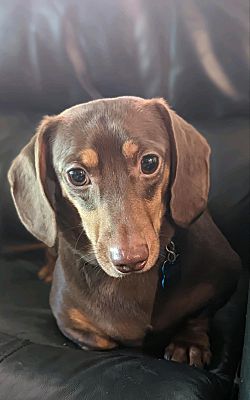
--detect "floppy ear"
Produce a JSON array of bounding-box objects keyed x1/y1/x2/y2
[
  {"x1": 8, "y1": 116, "x2": 59, "y2": 247},
  {"x1": 153, "y1": 99, "x2": 210, "y2": 227}
]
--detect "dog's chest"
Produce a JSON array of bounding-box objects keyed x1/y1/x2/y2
[{"x1": 77, "y1": 268, "x2": 159, "y2": 344}]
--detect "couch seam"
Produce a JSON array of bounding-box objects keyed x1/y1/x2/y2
[
  {"x1": 0, "y1": 328, "x2": 74, "y2": 351},
  {"x1": 0, "y1": 340, "x2": 30, "y2": 364}
]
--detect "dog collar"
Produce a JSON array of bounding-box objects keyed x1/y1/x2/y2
[{"x1": 161, "y1": 240, "x2": 180, "y2": 289}]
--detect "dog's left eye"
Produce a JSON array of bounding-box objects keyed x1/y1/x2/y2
[
  {"x1": 67, "y1": 168, "x2": 90, "y2": 186},
  {"x1": 140, "y1": 154, "x2": 159, "y2": 175}
]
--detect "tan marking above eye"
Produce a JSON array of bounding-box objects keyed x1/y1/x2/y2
[
  {"x1": 80, "y1": 148, "x2": 99, "y2": 168},
  {"x1": 122, "y1": 140, "x2": 139, "y2": 158}
]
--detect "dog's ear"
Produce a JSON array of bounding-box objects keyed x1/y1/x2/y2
[
  {"x1": 8, "y1": 116, "x2": 60, "y2": 247},
  {"x1": 152, "y1": 98, "x2": 210, "y2": 227}
]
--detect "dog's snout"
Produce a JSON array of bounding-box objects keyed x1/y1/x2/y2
[{"x1": 109, "y1": 245, "x2": 149, "y2": 273}]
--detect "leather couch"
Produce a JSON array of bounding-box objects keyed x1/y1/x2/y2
[{"x1": 0, "y1": 1, "x2": 249, "y2": 399}]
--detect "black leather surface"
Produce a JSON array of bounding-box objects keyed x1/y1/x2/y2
[
  {"x1": 0, "y1": 258, "x2": 247, "y2": 400},
  {"x1": 0, "y1": 0, "x2": 249, "y2": 398},
  {"x1": 0, "y1": 0, "x2": 249, "y2": 119}
]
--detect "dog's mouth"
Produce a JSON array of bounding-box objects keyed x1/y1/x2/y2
[
  {"x1": 93, "y1": 241, "x2": 160, "y2": 278},
  {"x1": 113, "y1": 260, "x2": 147, "y2": 274},
  {"x1": 101, "y1": 261, "x2": 153, "y2": 278}
]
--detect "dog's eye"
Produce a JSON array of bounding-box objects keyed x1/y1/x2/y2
[
  {"x1": 67, "y1": 168, "x2": 90, "y2": 186},
  {"x1": 141, "y1": 154, "x2": 159, "y2": 175}
]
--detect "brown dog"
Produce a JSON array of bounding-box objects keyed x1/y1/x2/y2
[{"x1": 8, "y1": 97, "x2": 241, "y2": 367}]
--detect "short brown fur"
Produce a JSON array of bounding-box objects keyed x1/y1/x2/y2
[{"x1": 8, "y1": 96, "x2": 241, "y2": 366}]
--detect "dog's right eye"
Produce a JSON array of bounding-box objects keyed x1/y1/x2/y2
[{"x1": 67, "y1": 168, "x2": 90, "y2": 186}]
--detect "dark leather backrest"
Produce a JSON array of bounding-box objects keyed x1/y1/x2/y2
[{"x1": 0, "y1": 0, "x2": 249, "y2": 118}]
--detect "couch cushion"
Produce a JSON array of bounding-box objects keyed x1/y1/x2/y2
[{"x1": 0, "y1": 258, "x2": 248, "y2": 400}]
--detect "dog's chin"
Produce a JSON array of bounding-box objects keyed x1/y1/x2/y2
[{"x1": 101, "y1": 267, "x2": 147, "y2": 279}]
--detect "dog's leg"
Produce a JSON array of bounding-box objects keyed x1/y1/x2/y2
[
  {"x1": 164, "y1": 317, "x2": 211, "y2": 367},
  {"x1": 56, "y1": 307, "x2": 118, "y2": 350},
  {"x1": 38, "y1": 247, "x2": 57, "y2": 283},
  {"x1": 59, "y1": 325, "x2": 118, "y2": 351}
]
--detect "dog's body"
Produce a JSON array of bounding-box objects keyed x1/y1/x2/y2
[{"x1": 8, "y1": 97, "x2": 241, "y2": 367}]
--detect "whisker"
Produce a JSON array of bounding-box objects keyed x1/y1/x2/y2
[
  {"x1": 60, "y1": 223, "x2": 83, "y2": 233},
  {"x1": 74, "y1": 229, "x2": 86, "y2": 251}
]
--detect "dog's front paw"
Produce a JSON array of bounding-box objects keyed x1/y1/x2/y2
[
  {"x1": 164, "y1": 318, "x2": 211, "y2": 368},
  {"x1": 164, "y1": 340, "x2": 211, "y2": 368}
]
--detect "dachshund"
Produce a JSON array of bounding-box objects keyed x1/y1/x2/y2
[{"x1": 8, "y1": 97, "x2": 241, "y2": 367}]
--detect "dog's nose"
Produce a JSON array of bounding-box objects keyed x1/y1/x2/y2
[{"x1": 109, "y1": 245, "x2": 149, "y2": 273}]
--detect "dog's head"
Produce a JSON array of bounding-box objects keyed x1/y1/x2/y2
[{"x1": 8, "y1": 97, "x2": 210, "y2": 277}]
